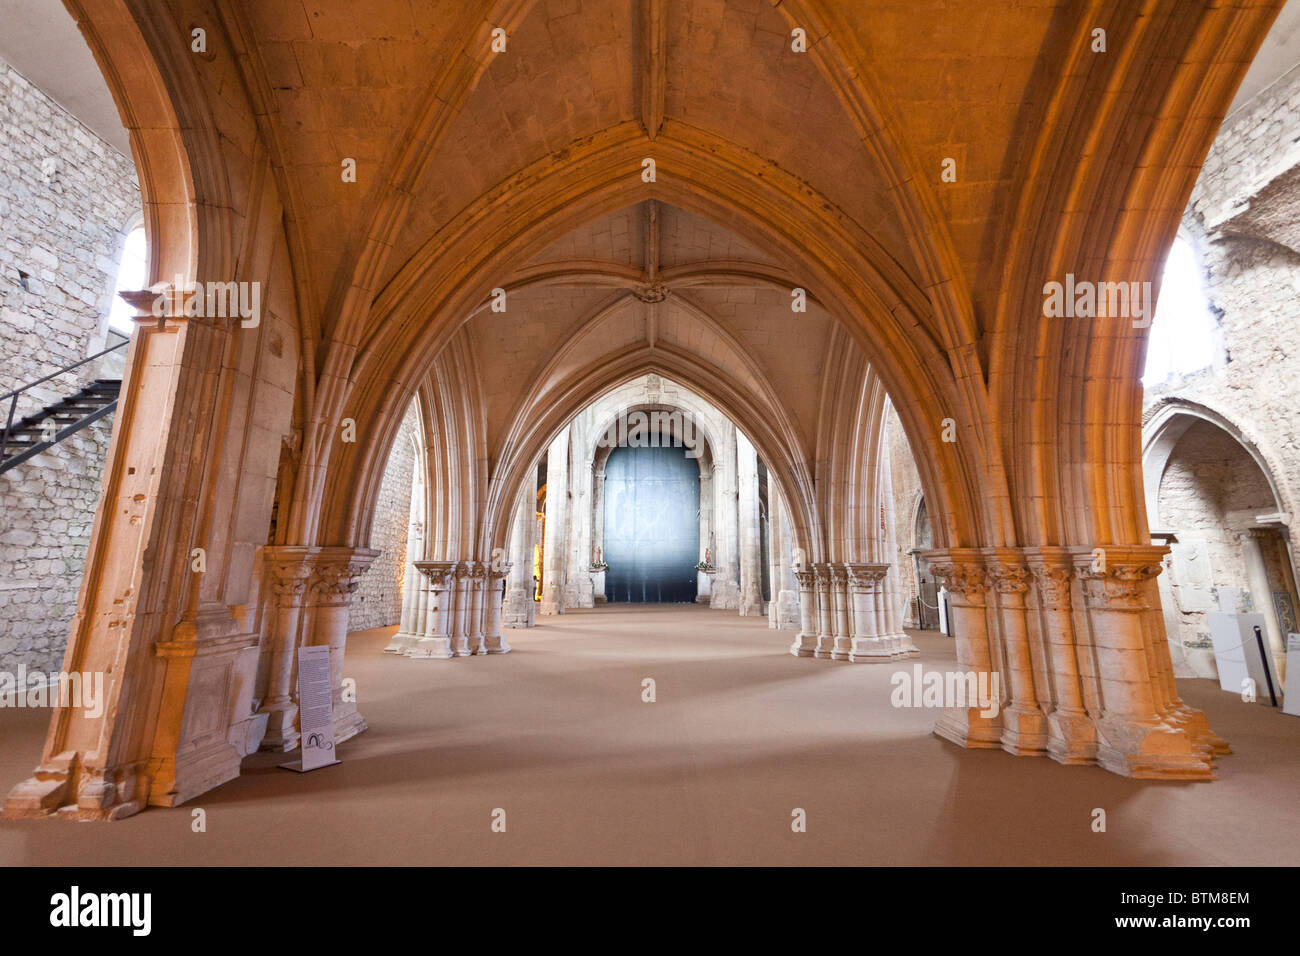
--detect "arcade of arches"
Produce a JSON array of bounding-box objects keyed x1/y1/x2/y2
[{"x1": 1, "y1": 0, "x2": 1299, "y2": 851}]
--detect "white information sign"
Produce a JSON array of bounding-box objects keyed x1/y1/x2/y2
[
  {"x1": 281, "y1": 644, "x2": 339, "y2": 772},
  {"x1": 1284, "y1": 634, "x2": 1300, "y2": 717}
]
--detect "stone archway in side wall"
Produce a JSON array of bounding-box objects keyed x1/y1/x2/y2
[{"x1": 1143, "y1": 400, "x2": 1298, "y2": 681}]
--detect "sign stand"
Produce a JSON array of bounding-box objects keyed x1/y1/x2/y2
[{"x1": 279, "y1": 644, "x2": 340, "y2": 773}]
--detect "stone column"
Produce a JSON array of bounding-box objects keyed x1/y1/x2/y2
[
  {"x1": 925, "y1": 551, "x2": 1002, "y2": 748},
  {"x1": 772, "y1": 490, "x2": 801, "y2": 629},
  {"x1": 847, "y1": 563, "x2": 893, "y2": 661},
  {"x1": 465, "y1": 561, "x2": 487, "y2": 655},
  {"x1": 484, "y1": 561, "x2": 512, "y2": 653},
  {"x1": 566, "y1": 432, "x2": 595, "y2": 608},
  {"x1": 304, "y1": 547, "x2": 378, "y2": 744},
  {"x1": 812, "y1": 563, "x2": 836, "y2": 659},
  {"x1": 736, "y1": 430, "x2": 764, "y2": 616},
  {"x1": 985, "y1": 552, "x2": 1048, "y2": 756},
  {"x1": 789, "y1": 567, "x2": 819, "y2": 656},
  {"x1": 451, "y1": 562, "x2": 473, "y2": 655},
  {"x1": 698, "y1": 462, "x2": 714, "y2": 604},
  {"x1": 409, "y1": 561, "x2": 456, "y2": 659},
  {"x1": 385, "y1": 467, "x2": 425, "y2": 653},
  {"x1": 710, "y1": 425, "x2": 742, "y2": 609},
  {"x1": 1070, "y1": 545, "x2": 1216, "y2": 778},
  {"x1": 592, "y1": 467, "x2": 607, "y2": 603},
  {"x1": 541, "y1": 428, "x2": 570, "y2": 615},
  {"x1": 1024, "y1": 548, "x2": 1096, "y2": 765},
  {"x1": 830, "y1": 565, "x2": 852, "y2": 660},
  {"x1": 257, "y1": 547, "x2": 314, "y2": 751},
  {"x1": 504, "y1": 489, "x2": 536, "y2": 628}
]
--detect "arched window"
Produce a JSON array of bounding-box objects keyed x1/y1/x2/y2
[
  {"x1": 1143, "y1": 236, "x2": 1216, "y2": 385},
  {"x1": 106, "y1": 223, "x2": 146, "y2": 336}
]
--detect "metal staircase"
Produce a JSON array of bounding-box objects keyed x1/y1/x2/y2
[{"x1": 0, "y1": 340, "x2": 127, "y2": 475}]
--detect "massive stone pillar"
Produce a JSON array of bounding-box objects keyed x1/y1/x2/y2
[
  {"x1": 925, "y1": 551, "x2": 1003, "y2": 749},
  {"x1": 846, "y1": 563, "x2": 893, "y2": 661},
  {"x1": 1070, "y1": 545, "x2": 1217, "y2": 778},
  {"x1": 503, "y1": 490, "x2": 537, "y2": 628},
  {"x1": 3, "y1": 299, "x2": 284, "y2": 818},
  {"x1": 541, "y1": 427, "x2": 570, "y2": 615},
  {"x1": 736, "y1": 430, "x2": 764, "y2": 616},
  {"x1": 789, "y1": 567, "x2": 819, "y2": 656},
  {"x1": 408, "y1": 562, "x2": 455, "y2": 658}
]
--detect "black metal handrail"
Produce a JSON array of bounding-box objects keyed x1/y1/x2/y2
[{"x1": 0, "y1": 337, "x2": 128, "y2": 466}]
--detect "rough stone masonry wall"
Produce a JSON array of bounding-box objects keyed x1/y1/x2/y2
[
  {"x1": 0, "y1": 58, "x2": 140, "y2": 675},
  {"x1": 347, "y1": 402, "x2": 417, "y2": 632},
  {"x1": 1141, "y1": 65, "x2": 1300, "y2": 670},
  {"x1": 1146, "y1": 67, "x2": 1300, "y2": 537}
]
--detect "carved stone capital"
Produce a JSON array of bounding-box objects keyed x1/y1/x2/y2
[
  {"x1": 1032, "y1": 566, "x2": 1074, "y2": 608},
  {"x1": 845, "y1": 562, "x2": 889, "y2": 592},
  {"x1": 415, "y1": 560, "x2": 456, "y2": 586},
  {"x1": 308, "y1": 554, "x2": 375, "y2": 602},
  {"x1": 1071, "y1": 546, "x2": 1166, "y2": 611},
  {"x1": 927, "y1": 557, "x2": 989, "y2": 604},
  {"x1": 793, "y1": 569, "x2": 816, "y2": 590},
  {"x1": 988, "y1": 563, "x2": 1031, "y2": 595}
]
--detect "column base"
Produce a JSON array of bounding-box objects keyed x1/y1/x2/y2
[
  {"x1": 485, "y1": 634, "x2": 512, "y2": 654},
  {"x1": 1165, "y1": 702, "x2": 1232, "y2": 755},
  {"x1": 933, "y1": 707, "x2": 1002, "y2": 749},
  {"x1": 384, "y1": 631, "x2": 419, "y2": 654},
  {"x1": 831, "y1": 637, "x2": 854, "y2": 661},
  {"x1": 334, "y1": 705, "x2": 368, "y2": 745},
  {"x1": 848, "y1": 635, "x2": 908, "y2": 662},
  {"x1": 999, "y1": 704, "x2": 1050, "y2": 756},
  {"x1": 885, "y1": 632, "x2": 921, "y2": 657},
  {"x1": 789, "y1": 633, "x2": 818, "y2": 657},
  {"x1": 813, "y1": 637, "x2": 836, "y2": 660},
  {"x1": 258, "y1": 701, "x2": 301, "y2": 752},
  {"x1": 3, "y1": 766, "x2": 149, "y2": 821},
  {"x1": 1046, "y1": 709, "x2": 1098, "y2": 765},
  {"x1": 408, "y1": 637, "x2": 454, "y2": 660},
  {"x1": 1094, "y1": 717, "x2": 1217, "y2": 779}
]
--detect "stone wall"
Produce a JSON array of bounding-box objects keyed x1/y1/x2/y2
[
  {"x1": 347, "y1": 402, "x2": 417, "y2": 632},
  {"x1": 1156, "y1": 420, "x2": 1276, "y2": 648},
  {"x1": 1142, "y1": 66, "x2": 1300, "y2": 672},
  {"x1": 0, "y1": 58, "x2": 139, "y2": 674}
]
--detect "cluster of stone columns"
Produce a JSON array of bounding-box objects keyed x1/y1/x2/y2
[
  {"x1": 384, "y1": 559, "x2": 512, "y2": 659},
  {"x1": 789, "y1": 562, "x2": 919, "y2": 662},
  {"x1": 923, "y1": 545, "x2": 1228, "y2": 778},
  {"x1": 258, "y1": 545, "x2": 378, "y2": 753}
]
